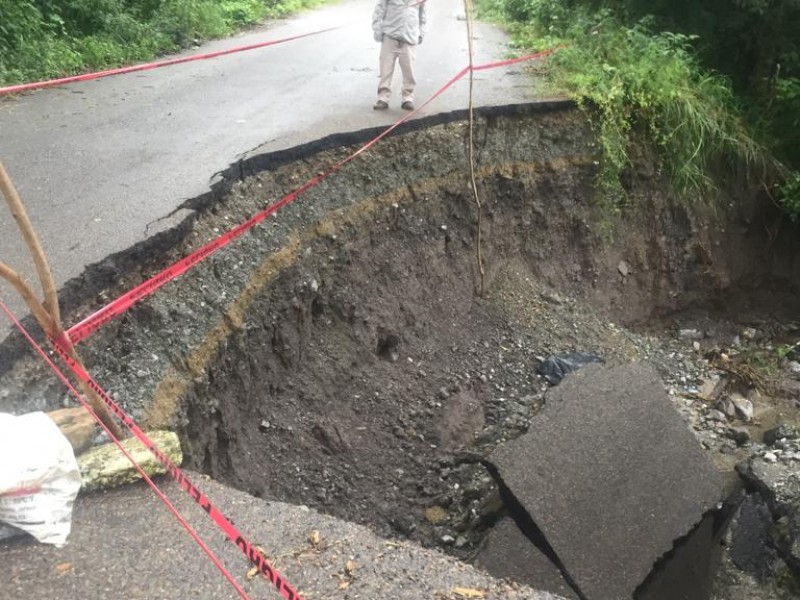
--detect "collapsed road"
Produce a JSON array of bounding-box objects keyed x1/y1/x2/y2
[
  {"x1": 0, "y1": 0, "x2": 539, "y2": 343},
  {"x1": 1, "y1": 99, "x2": 800, "y2": 600}
]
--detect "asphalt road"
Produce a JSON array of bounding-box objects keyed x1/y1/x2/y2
[
  {"x1": 0, "y1": 473, "x2": 565, "y2": 600},
  {"x1": 0, "y1": 0, "x2": 538, "y2": 342}
]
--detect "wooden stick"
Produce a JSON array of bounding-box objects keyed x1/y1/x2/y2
[
  {"x1": 463, "y1": 0, "x2": 486, "y2": 297},
  {"x1": 0, "y1": 162, "x2": 62, "y2": 327},
  {"x1": 0, "y1": 260, "x2": 56, "y2": 334},
  {"x1": 0, "y1": 161, "x2": 124, "y2": 439}
]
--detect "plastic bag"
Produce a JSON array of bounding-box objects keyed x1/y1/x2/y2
[
  {"x1": 0, "y1": 412, "x2": 82, "y2": 547},
  {"x1": 538, "y1": 353, "x2": 603, "y2": 385}
]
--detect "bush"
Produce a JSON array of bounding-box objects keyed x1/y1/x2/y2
[
  {"x1": 0, "y1": 0, "x2": 333, "y2": 85},
  {"x1": 222, "y1": 0, "x2": 265, "y2": 26},
  {"x1": 0, "y1": 1, "x2": 46, "y2": 54},
  {"x1": 478, "y1": 0, "x2": 768, "y2": 204},
  {"x1": 779, "y1": 173, "x2": 800, "y2": 222},
  {"x1": 551, "y1": 16, "x2": 763, "y2": 196},
  {"x1": 154, "y1": 0, "x2": 228, "y2": 47}
]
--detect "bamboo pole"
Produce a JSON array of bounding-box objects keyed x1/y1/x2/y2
[
  {"x1": 0, "y1": 162, "x2": 62, "y2": 326},
  {"x1": 0, "y1": 261, "x2": 56, "y2": 334},
  {"x1": 463, "y1": 0, "x2": 486, "y2": 297},
  {"x1": 0, "y1": 161, "x2": 124, "y2": 439}
]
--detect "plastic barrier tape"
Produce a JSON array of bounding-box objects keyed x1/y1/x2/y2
[
  {"x1": 67, "y1": 49, "x2": 556, "y2": 344},
  {"x1": 44, "y1": 338, "x2": 306, "y2": 600}
]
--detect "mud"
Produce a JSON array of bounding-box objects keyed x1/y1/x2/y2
[{"x1": 1, "y1": 102, "x2": 799, "y2": 597}]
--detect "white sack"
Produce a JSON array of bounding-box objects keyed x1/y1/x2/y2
[{"x1": 0, "y1": 412, "x2": 82, "y2": 547}]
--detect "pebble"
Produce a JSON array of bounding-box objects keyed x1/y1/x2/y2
[
  {"x1": 708, "y1": 409, "x2": 728, "y2": 423},
  {"x1": 788, "y1": 361, "x2": 800, "y2": 375},
  {"x1": 763, "y1": 452, "x2": 778, "y2": 463}
]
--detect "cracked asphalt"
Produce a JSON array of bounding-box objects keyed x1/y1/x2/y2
[
  {"x1": 0, "y1": 0, "x2": 539, "y2": 341},
  {"x1": 0, "y1": 474, "x2": 566, "y2": 600}
]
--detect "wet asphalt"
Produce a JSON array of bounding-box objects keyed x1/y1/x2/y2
[
  {"x1": 0, "y1": 473, "x2": 566, "y2": 599},
  {"x1": 0, "y1": 0, "x2": 540, "y2": 341}
]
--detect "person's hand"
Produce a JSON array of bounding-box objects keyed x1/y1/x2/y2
[{"x1": 418, "y1": 35, "x2": 423, "y2": 44}]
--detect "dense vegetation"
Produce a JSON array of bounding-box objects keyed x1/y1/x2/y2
[
  {"x1": 0, "y1": 0, "x2": 325, "y2": 84},
  {"x1": 477, "y1": 0, "x2": 800, "y2": 219}
]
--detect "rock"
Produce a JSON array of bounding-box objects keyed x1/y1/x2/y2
[
  {"x1": 716, "y1": 397, "x2": 737, "y2": 419},
  {"x1": 787, "y1": 361, "x2": 800, "y2": 376},
  {"x1": 726, "y1": 428, "x2": 751, "y2": 447},
  {"x1": 728, "y1": 494, "x2": 781, "y2": 580},
  {"x1": 46, "y1": 407, "x2": 95, "y2": 454},
  {"x1": 763, "y1": 424, "x2": 799, "y2": 446},
  {"x1": 700, "y1": 378, "x2": 723, "y2": 400},
  {"x1": 617, "y1": 260, "x2": 630, "y2": 277},
  {"x1": 424, "y1": 505, "x2": 448, "y2": 525},
  {"x1": 737, "y1": 457, "x2": 800, "y2": 575},
  {"x1": 441, "y1": 534, "x2": 455, "y2": 545},
  {"x1": 437, "y1": 387, "x2": 484, "y2": 452},
  {"x1": 78, "y1": 430, "x2": 182, "y2": 492},
  {"x1": 709, "y1": 409, "x2": 728, "y2": 423},
  {"x1": 489, "y1": 364, "x2": 723, "y2": 600},
  {"x1": 730, "y1": 394, "x2": 754, "y2": 422},
  {"x1": 763, "y1": 452, "x2": 778, "y2": 463},
  {"x1": 679, "y1": 328, "x2": 704, "y2": 340}
]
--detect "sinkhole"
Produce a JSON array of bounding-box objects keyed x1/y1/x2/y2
[{"x1": 4, "y1": 103, "x2": 799, "y2": 599}]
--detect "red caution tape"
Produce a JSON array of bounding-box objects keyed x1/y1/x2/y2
[
  {"x1": 0, "y1": 299, "x2": 253, "y2": 600},
  {"x1": 51, "y1": 344, "x2": 305, "y2": 599},
  {"x1": 0, "y1": 26, "x2": 342, "y2": 96},
  {"x1": 1, "y1": 298, "x2": 308, "y2": 599},
  {"x1": 66, "y1": 49, "x2": 556, "y2": 345}
]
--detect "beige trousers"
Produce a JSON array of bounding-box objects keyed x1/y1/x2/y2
[{"x1": 377, "y1": 37, "x2": 417, "y2": 103}]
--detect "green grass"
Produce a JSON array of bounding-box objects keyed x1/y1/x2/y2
[{"x1": 0, "y1": 0, "x2": 332, "y2": 85}]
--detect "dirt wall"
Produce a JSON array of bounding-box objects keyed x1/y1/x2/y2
[{"x1": 0, "y1": 101, "x2": 797, "y2": 429}]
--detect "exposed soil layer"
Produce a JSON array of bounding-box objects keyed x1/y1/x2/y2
[{"x1": 1, "y1": 103, "x2": 799, "y2": 597}]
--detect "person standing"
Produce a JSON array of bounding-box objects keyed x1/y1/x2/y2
[{"x1": 372, "y1": 0, "x2": 427, "y2": 111}]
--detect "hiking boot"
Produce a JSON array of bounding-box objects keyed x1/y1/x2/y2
[
  {"x1": 373, "y1": 100, "x2": 389, "y2": 110},
  {"x1": 401, "y1": 101, "x2": 415, "y2": 111}
]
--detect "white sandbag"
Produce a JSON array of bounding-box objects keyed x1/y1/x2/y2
[{"x1": 0, "y1": 412, "x2": 82, "y2": 547}]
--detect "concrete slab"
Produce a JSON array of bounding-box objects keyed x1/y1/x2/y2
[
  {"x1": 0, "y1": 473, "x2": 569, "y2": 600},
  {"x1": 489, "y1": 363, "x2": 724, "y2": 600},
  {"x1": 476, "y1": 517, "x2": 579, "y2": 599}
]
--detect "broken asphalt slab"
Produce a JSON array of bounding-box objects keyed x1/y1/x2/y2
[
  {"x1": 0, "y1": 473, "x2": 569, "y2": 600},
  {"x1": 476, "y1": 517, "x2": 579, "y2": 600},
  {"x1": 488, "y1": 363, "x2": 724, "y2": 600}
]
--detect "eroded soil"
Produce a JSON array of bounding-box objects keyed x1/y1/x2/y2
[{"x1": 1, "y1": 103, "x2": 799, "y2": 598}]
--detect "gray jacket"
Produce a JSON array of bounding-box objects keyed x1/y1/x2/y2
[{"x1": 372, "y1": 0, "x2": 428, "y2": 46}]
